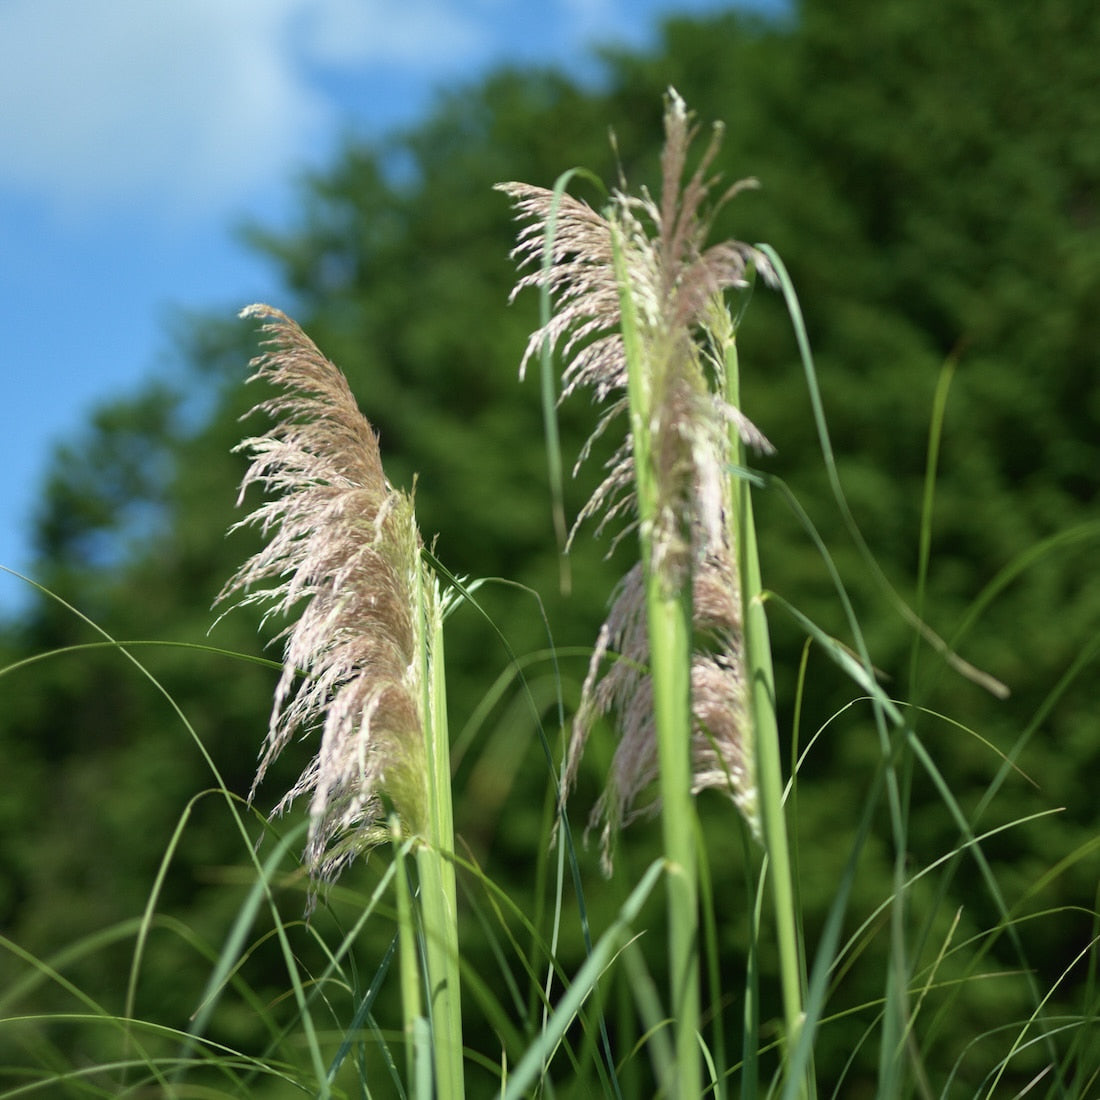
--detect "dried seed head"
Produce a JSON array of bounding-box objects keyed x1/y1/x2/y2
[
  {"x1": 500, "y1": 90, "x2": 767, "y2": 865},
  {"x1": 218, "y1": 304, "x2": 429, "y2": 896}
]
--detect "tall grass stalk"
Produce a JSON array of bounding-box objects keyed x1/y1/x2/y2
[
  {"x1": 611, "y1": 221, "x2": 702, "y2": 1098},
  {"x1": 500, "y1": 87, "x2": 781, "y2": 1095},
  {"x1": 392, "y1": 821, "x2": 422, "y2": 1089},
  {"x1": 415, "y1": 575, "x2": 464, "y2": 1099},
  {"x1": 723, "y1": 319, "x2": 812, "y2": 1096},
  {"x1": 219, "y1": 305, "x2": 465, "y2": 1098}
]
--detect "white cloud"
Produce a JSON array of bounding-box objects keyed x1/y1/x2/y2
[{"x1": 0, "y1": 0, "x2": 492, "y2": 222}]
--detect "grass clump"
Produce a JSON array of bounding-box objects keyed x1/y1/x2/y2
[{"x1": 1, "y1": 89, "x2": 1096, "y2": 1100}]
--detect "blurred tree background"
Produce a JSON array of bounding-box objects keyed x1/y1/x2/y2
[{"x1": 2, "y1": 0, "x2": 1098, "y2": 1094}]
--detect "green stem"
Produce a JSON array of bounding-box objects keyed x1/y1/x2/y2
[
  {"x1": 392, "y1": 824, "x2": 423, "y2": 1090},
  {"x1": 612, "y1": 225, "x2": 701, "y2": 1100},
  {"x1": 416, "y1": 574, "x2": 465, "y2": 1099},
  {"x1": 647, "y1": 580, "x2": 700, "y2": 1095},
  {"x1": 726, "y1": 332, "x2": 812, "y2": 1098}
]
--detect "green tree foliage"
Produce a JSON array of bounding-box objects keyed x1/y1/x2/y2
[{"x1": 2, "y1": 1, "x2": 1097, "y2": 1092}]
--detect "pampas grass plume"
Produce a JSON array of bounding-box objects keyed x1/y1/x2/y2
[{"x1": 219, "y1": 304, "x2": 430, "y2": 893}]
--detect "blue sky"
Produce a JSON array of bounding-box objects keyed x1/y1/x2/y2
[{"x1": 0, "y1": 0, "x2": 770, "y2": 613}]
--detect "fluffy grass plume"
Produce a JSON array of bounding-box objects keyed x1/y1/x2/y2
[
  {"x1": 219, "y1": 304, "x2": 431, "y2": 893},
  {"x1": 498, "y1": 89, "x2": 774, "y2": 866}
]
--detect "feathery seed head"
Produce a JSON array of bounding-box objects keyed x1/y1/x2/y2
[
  {"x1": 218, "y1": 304, "x2": 430, "y2": 895},
  {"x1": 499, "y1": 90, "x2": 767, "y2": 865}
]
